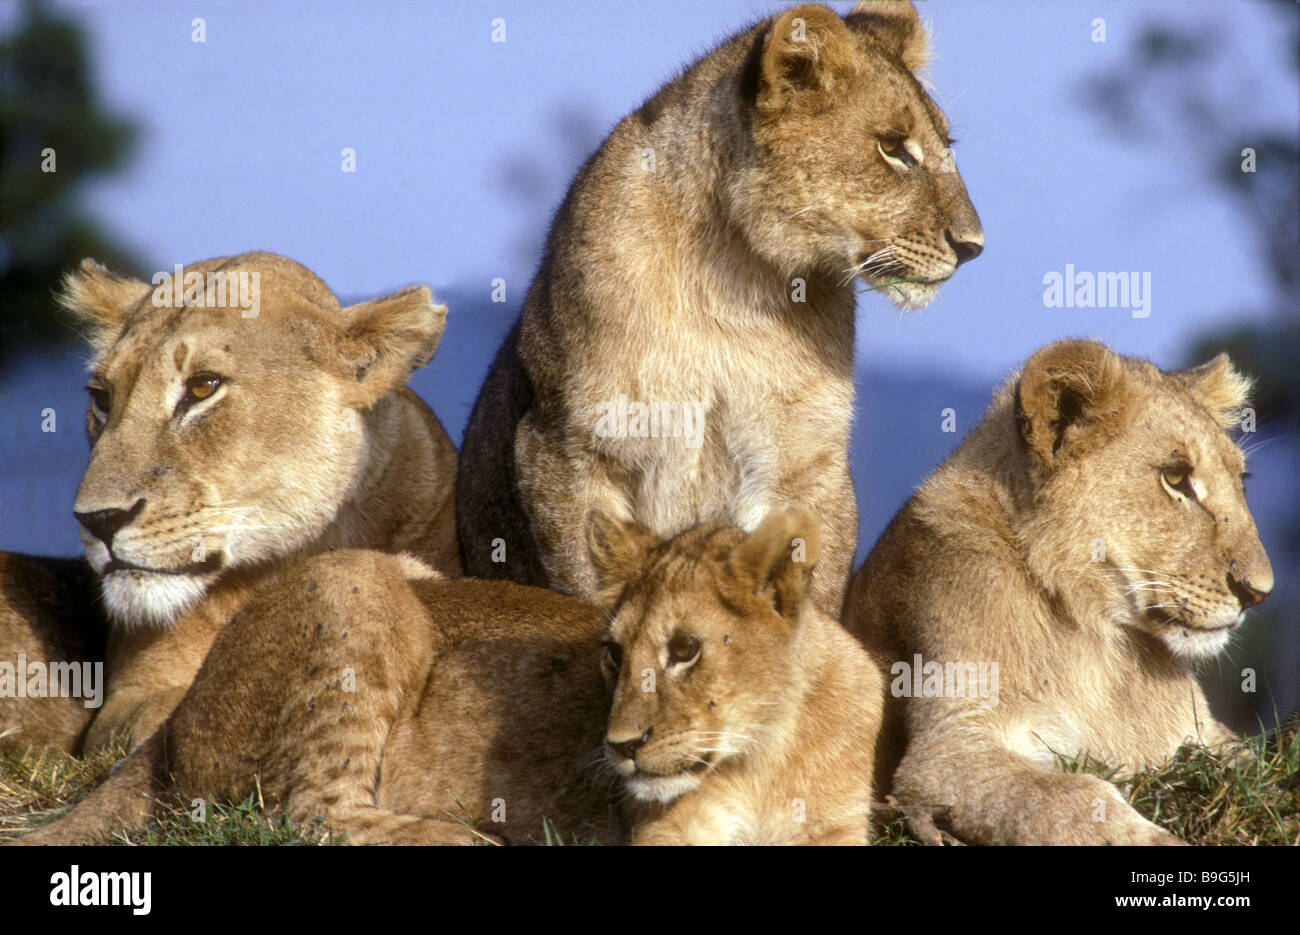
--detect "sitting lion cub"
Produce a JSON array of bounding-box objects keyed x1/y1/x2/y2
[
  {"x1": 844, "y1": 339, "x2": 1273, "y2": 845},
  {"x1": 457, "y1": 1, "x2": 983, "y2": 619},
  {"x1": 0, "y1": 252, "x2": 460, "y2": 756},
  {"x1": 19, "y1": 510, "x2": 880, "y2": 846},
  {"x1": 589, "y1": 507, "x2": 883, "y2": 845}
]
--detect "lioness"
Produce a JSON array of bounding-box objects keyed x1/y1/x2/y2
[
  {"x1": 0, "y1": 252, "x2": 460, "y2": 756},
  {"x1": 457, "y1": 1, "x2": 983, "y2": 618},
  {"x1": 18, "y1": 509, "x2": 880, "y2": 846},
  {"x1": 844, "y1": 339, "x2": 1273, "y2": 845}
]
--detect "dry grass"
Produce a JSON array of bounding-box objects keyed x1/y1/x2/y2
[{"x1": 2, "y1": 717, "x2": 1295, "y2": 845}]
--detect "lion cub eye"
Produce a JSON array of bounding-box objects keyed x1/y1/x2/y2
[
  {"x1": 86, "y1": 385, "x2": 110, "y2": 421},
  {"x1": 877, "y1": 134, "x2": 919, "y2": 168},
  {"x1": 601, "y1": 641, "x2": 623, "y2": 672},
  {"x1": 1160, "y1": 465, "x2": 1197, "y2": 502},
  {"x1": 667, "y1": 633, "x2": 701, "y2": 665},
  {"x1": 178, "y1": 372, "x2": 224, "y2": 415}
]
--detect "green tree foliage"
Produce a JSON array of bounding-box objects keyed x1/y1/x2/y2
[{"x1": 0, "y1": 2, "x2": 142, "y2": 361}]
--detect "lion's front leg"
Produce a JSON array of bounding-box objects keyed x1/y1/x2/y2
[
  {"x1": 770, "y1": 452, "x2": 857, "y2": 620},
  {"x1": 514, "y1": 414, "x2": 631, "y2": 602},
  {"x1": 894, "y1": 741, "x2": 1185, "y2": 846},
  {"x1": 84, "y1": 684, "x2": 189, "y2": 755}
]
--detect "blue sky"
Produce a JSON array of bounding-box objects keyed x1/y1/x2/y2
[{"x1": 3, "y1": 0, "x2": 1291, "y2": 380}]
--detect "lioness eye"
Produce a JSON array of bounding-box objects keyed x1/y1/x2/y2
[
  {"x1": 179, "y1": 373, "x2": 224, "y2": 414},
  {"x1": 601, "y1": 642, "x2": 623, "y2": 671},
  {"x1": 667, "y1": 633, "x2": 700, "y2": 665}
]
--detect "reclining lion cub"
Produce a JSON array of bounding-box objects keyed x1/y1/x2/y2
[
  {"x1": 844, "y1": 339, "x2": 1273, "y2": 845},
  {"x1": 18, "y1": 509, "x2": 880, "y2": 846},
  {"x1": 457, "y1": 0, "x2": 983, "y2": 619},
  {"x1": 590, "y1": 507, "x2": 884, "y2": 845},
  {"x1": 0, "y1": 252, "x2": 460, "y2": 756}
]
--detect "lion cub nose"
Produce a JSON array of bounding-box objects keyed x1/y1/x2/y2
[
  {"x1": 607, "y1": 728, "x2": 653, "y2": 762},
  {"x1": 75, "y1": 498, "x2": 146, "y2": 547},
  {"x1": 1227, "y1": 559, "x2": 1271, "y2": 611},
  {"x1": 945, "y1": 229, "x2": 984, "y2": 267}
]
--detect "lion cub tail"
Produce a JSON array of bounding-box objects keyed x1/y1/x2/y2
[{"x1": 11, "y1": 729, "x2": 169, "y2": 846}]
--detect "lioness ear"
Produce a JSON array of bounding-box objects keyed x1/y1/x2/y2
[
  {"x1": 1174, "y1": 353, "x2": 1252, "y2": 429},
  {"x1": 1016, "y1": 339, "x2": 1129, "y2": 468},
  {"x1": 57, "y1": 259, "x2": 150, "y2": 357},
  {"x1": 755, "y1": 4, "x2": 860, "y2": 113},
  {"x1": 726, "y1": 507, "x2": 822, "y2": 623},
  {"x1": 846, "y1": 1, "x2": 930, "y2": 73},
  {"x1": 586, "y1": 511, "x2": 661, "y2": 609},
  {"x1": 338, "y1": 285, "x2": 447, "y2": 407}
]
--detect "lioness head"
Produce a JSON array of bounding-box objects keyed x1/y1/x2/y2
[
  {"x1": 730, "y1": 1, "x2": 983, "y2": 308},
  {"x1": 60, "y1": 251, "x2": 447, "y2": 627},
  {"x1": 1015, "y1": 339, "x2": 1273, "y2": 659},
  {"x1": 587, "y1": 507, "x2": 822, "y2": 804}
]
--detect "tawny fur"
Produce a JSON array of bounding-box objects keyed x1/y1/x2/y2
[
  {"x1": 0, "y1": 555, "x2": 106, "y2": 753},
  {"x1": 20, "y1": 510, "x2": 884, "y2": 847},
  {"x1": 592, "y1": 507, "x2": 884, "y2": 845},
  {"x1": 16, "y1": 550, "x2": 622, "y2": 846},
  {"x1": 0, "y1": 252, "x2": 460, "y2": 756},
  {"x1": 843, "y1": 339, "x2": 1273, "y2": 845},
  {"x1": 456, "y1": 1, "x2": 983, "y2": 619}
]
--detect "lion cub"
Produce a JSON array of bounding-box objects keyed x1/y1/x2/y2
[
  {"x1": 844, "y1": 340, "x2": 1273, "y2": 845},
  {"x1": 457, "y1": 1, "x2": 983, "y2": 619},
  {"x1": 0, "y1": 252, "x2": 460, "y2": 756},
  {"x1": 20, "y1": 511, "x2": 880, "y2": 846},
  {"x1": 590, "y1": 507, "x2": 883, "y2": 845}
]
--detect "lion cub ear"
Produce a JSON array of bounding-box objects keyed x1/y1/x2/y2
[
  {"x1": 726, "y1": 507, "x2": 822, "y2": 623},
  {"x1": 756, "y1": 5, "x2": 860, "y2": 112},
  {"x1": 1015, "y1": 339, "x2": 1130, "y2": 469},
  {"x1": 58, "y1": 259, "x2": 150, "y2": 357},
  {"x1": 338, "y1": 285, "x2": 447, "y2": 408},
  {"x1": 586, "y1": 511, "x2": 661, "y2": 609},
  {"x1": 846, "y1": 1, "x2": 930, "y2": 73},
  {"x1": 1174, "y1": 353, "x2": 1252, "y2": 430}
]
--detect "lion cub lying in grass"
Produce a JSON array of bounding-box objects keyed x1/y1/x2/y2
[
  {"x1": 845, "y1": 339, "x2": 1273, "y2": 845},
  {"x1": 591, "y1": 507, "x2": 883, "y2": 845},
  {"x1": 19, "y1": 510, "x2": 881, "y2": 846}
]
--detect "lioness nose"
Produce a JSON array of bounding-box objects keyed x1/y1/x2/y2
[
  {"x1": 945, "y1": 229, "x2": 984, "y2": 266},
  {"x1": 75, "y1": 498, "x2": 145, "y2": 547},
  {"x1": 1227, "y1": 559, "x2": 1270, "y2": 611},
  {"x1": 607, "y1": 728, "x2": 653, "y2": 762}
]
